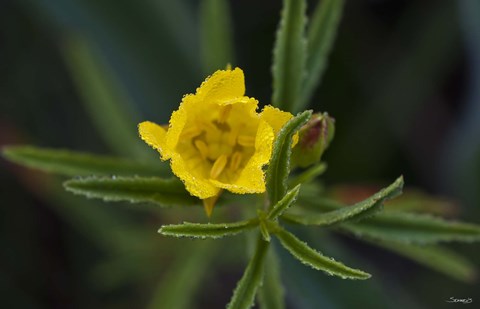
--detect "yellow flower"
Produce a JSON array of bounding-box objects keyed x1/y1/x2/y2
[{"x1": 139, "y1": 68, "x2": 294, "y2": 216}]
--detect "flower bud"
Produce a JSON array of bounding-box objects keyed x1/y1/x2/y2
[{"x1": 291, "y1": 112, "x2": 335, "y2": 168}]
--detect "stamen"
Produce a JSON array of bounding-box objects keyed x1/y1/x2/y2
[
  {"x1": 218, "y1": 105, "x2": 232, "y2": 123},
  {"x1": 194, "y1": 140, "x2": 209, "y2": 159},
  {"x1": 230, "y1": 151, "x2": 243, "y2": 171},
  {"x1": 210, "y1": 154, "x2": 228, "y2": 179},
  {"x1": 237, "y1": 135, "x2": 255, "y2": 147}
]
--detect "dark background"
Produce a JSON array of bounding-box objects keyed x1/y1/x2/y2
[{"x1": 1, "y1": 0, "x2": 479, "y2": 308}]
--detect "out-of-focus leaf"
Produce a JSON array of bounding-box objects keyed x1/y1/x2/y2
[
  {"x1": 64, "y1": 176, "x2": 197, "y2": 207},
  {"x1": 285, "y1": 176, "x2": 403, "y2": 226},
  {"x1": 385, "y1": 190, "x2": 458, "y2": 216},
  {"x1": 267, "y1": 184, "x2": 301, "y2": 220},
  {"x1": 227, "y1": 236, "x2": 269, "y2": 309},
  {"x1": 274, "y1": 226, "x2": 370, "y2": 279},
  {"x1": 300, "y1": 0, "x2": 345, "y2": 109},
  {"x1": 52, "y1": 187, "x2": 158, "y2": 254},
  {"x1": 33, "y1": 0, "x2": 201, "y2": 119},
  {"x1": 289, "y1": 163, "x2": 327, "y2": 187},
  {"x1": 257, "y1": 248, "x2": 285, "y2": 309},
  {"x1": 147, "y1": 241, "x2": 215, "y2": 309},
  {"x1": 272, "y1": 0, "x2": 307, "y2": 113},
  {"x1": 158, "y1": 219, "x2": 259, "y2": 239},
  {"x1": 445, "y1": 0, "x2": 480, "y2": 214},
  {"x1": 342, "y1": 212, "x2": 480, "y2": 244},
  {"x1": 266, "y1": 111, "x2": 311, "y2": 206},
  {"x1": 2, "y1": 145, "x2": 169, "y2": 177},
  {"x1": 63, "y1": 38, "x2": 148, "y2": 159},
  {"x1": 200, "y1": 0, "x2": 234, "y2": 73},
  {"x1": 333, "y1": 2, "x2": 459, "y2": 178},
  {"x1": 370, "y1": 240, "x2": 477, "y2": 282}
]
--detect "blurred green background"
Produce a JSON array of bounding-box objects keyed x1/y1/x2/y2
[{"x1": 1, "y1": 0, "x2": 479, "y2": 308}]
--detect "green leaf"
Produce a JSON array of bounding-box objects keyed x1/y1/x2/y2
[
  {"x1": 297, "y1": 183, "x2": 480, "y2": 243},
  {"x1": 2, "y1": 146, "x2": 169, "y2": 177},
  {"x1": 259, "y1": 219, "x2": 271, "y2": 242},
  {"x1": 200, "y1": 0, "x2": 234, "y2": 73},
  {"x1": 273, "y1": 226, "x2": 370, "y2": 279},
  {"x1": 64, "y1": 176, "x2": 197, "y2": 207},
  {"x1": 369, "y1": 240, "x2": 477, "y2": 282},
  {"x1": 63, "y1": 38, "x2": 148, "y2": 159},
  {"x1": 267, "y1": 184, "x2": 301, "y2": 220},
  {"x1": 285, "y1": 176, "x2": 403, "y2": 226},
  {"x1": 300, "y1": 0, "x2": 345, "y2": 109},
  {"x1": 272, "y1": 0, "x2": 307, "y2": 113},
  {"x1": 341, "y1": 211, "x2": 480, "y2": 244},
  {"x1": 289, "y1": 162, "x2": 327, "y2": 187},
  {"x1": 158, "y1": 218, "x2": 259, "y2": 239},
  {"x1": 266, "y1": 111, "x2": 312, "y2": 206},
  {"x1": 227, "y1": 236, "x2": 269, "y2": 309},
  {"x1": 52, "y1": 187, "x2": 157, "y2": 255},
  {"x1": 257, "y1": 248, "x2": 286, "y2": 309},
  {"x1": 147, "y1": 241, "x2": 215, "y2": 309}
]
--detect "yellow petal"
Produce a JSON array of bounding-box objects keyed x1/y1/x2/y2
[
  {"x1": 211, "y1": 120, "x2": 274, "y2": 193},
  {"x1": 170, "y1": 153, "x2": 220, "y2": 199},
  {"x1": 260, "y1": 105, "x2": 298, "y2": 146},
  {"x1": 165, "y1": 95, "x2": 191, "y2": 153},
  {"x1": 196, "y1": 68, "x2": 245, "y2": 103},
  {"x1": 259, "y1": 105, "x2": 293, "y2": 134},
  {"x1": 138, "y1": 121, "x2": 168, "y2": 159}
]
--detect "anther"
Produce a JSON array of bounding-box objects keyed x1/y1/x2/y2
[
  {"x1": 230, "y1": 151, "x2": 243, "y2": 171},
  {"x1": 194, "y1": 140, "x2": 209, "y2": 159},
  {"x1": 210, "y1": 154, "x2": 228, "y2": 179}
]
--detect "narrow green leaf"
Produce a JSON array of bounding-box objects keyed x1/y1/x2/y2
[
  {"x1": 274, "y1": 226, "x2": 370, "y2": 279},
  {"x1": 285, "y1": 176, "x2": 403, "y2": 226},
  {"x1": 297, "y1": 183, "x2": 480, "y2": 243},
  {"x1": 300, "y1": 0, "x2": 345, "y2": 109},
  {"x1": 267, "y1": 184, "x2": 301, "y2": 220},
  {"x1": 259, "y1": 220, "x2": 271, "y2": 242},
  {"x1": 342, "y1": 212, "x2": 480, "y2": 244},
  {"x1": 64, "y1": 176, "x2": 197, "y2": 207},
  {"x1": 227, "y1": 236, "x2": 270, "y2": 309},
  {"x1": 158, "y1": 218, "x2": 259, "y2": 239},
  {"x1": 200, "y1": 0, "x2": 234, "y2": 73},
  {"x1": 147, "y1": 241, "x2": 215, "y2": 309},
  {"x1": 289, "y1": 162, "x2": 327, "y2": 187},
  {"x1": 258, "y1": 249, "x2": 286, "y2": 309},
  {"x1": 272, "y1": 0, "x2": 307, "y2": 113},
  {"x1": 63, "y1": 38, "x2": 147, "y2": 159},
  {"x1": 369, "y1": 240, "x2": 477, "y2": 282},
  {"x1": 266, "y1": 111, "x2": 312, "y2": 206},
  {"x1": 2, "y1": 146, "x2": 169, "y2": 177}
]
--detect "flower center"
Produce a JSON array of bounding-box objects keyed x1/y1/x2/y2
[{"x1": 178, "y1": 104, "x2": 257, "y2": 181}]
